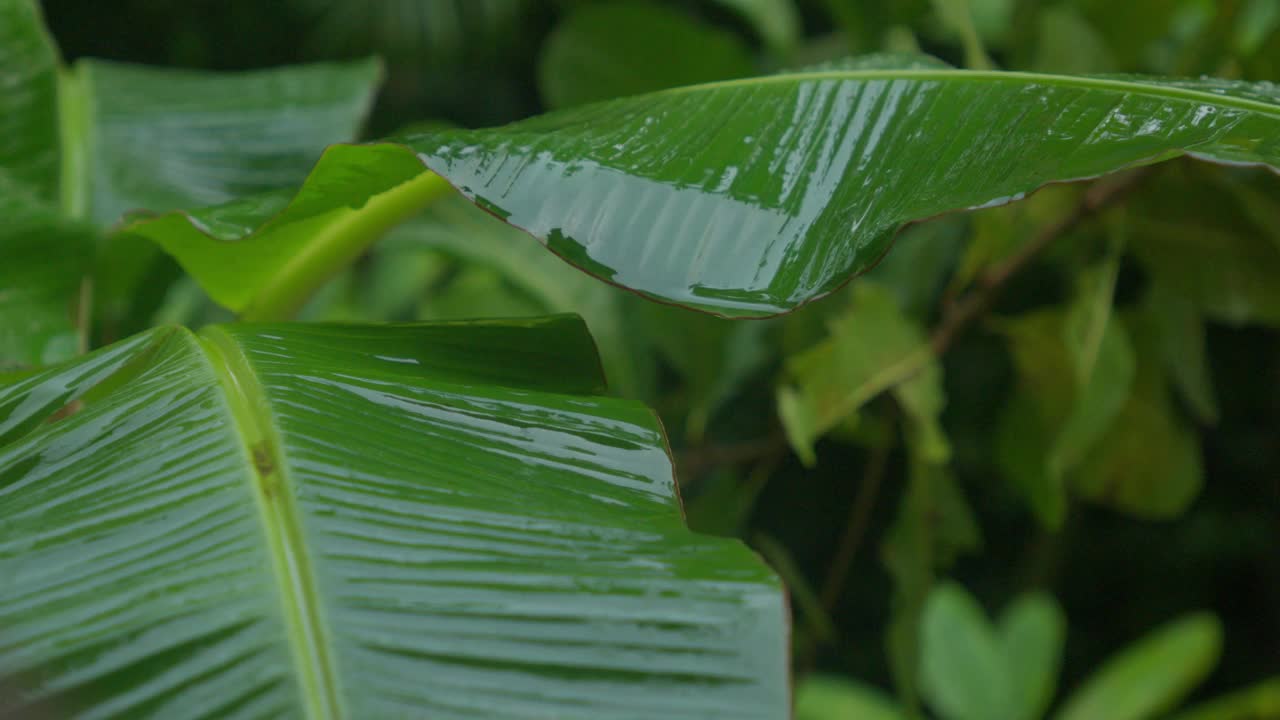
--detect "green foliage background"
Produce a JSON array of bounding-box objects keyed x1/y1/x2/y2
[{"x1": 22, "y1": 0, "x2": 1280, "y2": 715}]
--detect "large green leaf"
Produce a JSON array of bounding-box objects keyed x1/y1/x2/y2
[
  {"x1": 124, "y1": 57, "x2": 1280, "y2": 317},
  {"x1": 75, "y1": 58, "x2": 382, "y2": 226},
  {"x1": 538, "y1": 2, "x2": 755, "y2": 110},
  {"x1": 0, "y1": 318, "x2": 787, "y2": 718},
  {"x1": 1055, "y1": 613, "x2": 1222, "y2": 720}
]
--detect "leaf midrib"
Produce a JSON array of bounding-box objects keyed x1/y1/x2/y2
[
  {"x1": 197, "y1": 326, "x2": 341, "y2": 720},
  {"x1": 662, "y1": 69, "x2": 1280, "y2": 119}
]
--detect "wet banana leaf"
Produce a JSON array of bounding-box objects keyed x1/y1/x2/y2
[
  {"x1": 124, "y1": 55, "x2": 1280, "y2": 317},
  {"x1": 0, "y1": 318, "x2": 787, "y2": 719}
]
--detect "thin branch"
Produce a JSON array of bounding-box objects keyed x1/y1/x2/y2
[
  {"x1": 930, "y1": 168, "x2": 1149, "y2": 354},
  {"x1": 676, "y1": 430, "x2": 788, "y2": 481}
]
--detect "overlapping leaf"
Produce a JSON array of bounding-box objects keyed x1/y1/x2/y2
[
  {"x1": 122, "y1": 57, "x2": 1280, "y2": 317},
  {"x1": 0, "y1": 319, "x2": 787, "y2": 718}
]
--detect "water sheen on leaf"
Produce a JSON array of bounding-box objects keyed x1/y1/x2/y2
[
  {"x1": 126, "y1": 56, "x2": 1280, "y2": 317},
  {"x1": 0, "y1": 318, "x2": 787, "y2": 718}
]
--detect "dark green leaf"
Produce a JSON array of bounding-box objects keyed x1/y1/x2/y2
[
  {"x1": 642, "y1": 304, "x2": 773, "y2": 439},
  {"x1": 0, "y1": 0, "x2": 60, "y2": 204},
  {"x1": 1055, "y1": 613, "x2": 1222, "y2": 720},
  {"x1": 1128, "y1": 165, "x2": 1280, "y2": 328},
  {"x1": 0, "y1": 319, "x2": 787, "y2": 717},
  {"x1": 384, "y1": 196, "x2": 654, "y2": 398},
  {"x1": 538, "y1": 2, "x2": 755, "y2": 109},
  {"x1": 125, "y1": 59, "x2": 1280, "y2": 317},
  {"x1": 0, "y1": 177, "x2": 94, "y2": 370}
]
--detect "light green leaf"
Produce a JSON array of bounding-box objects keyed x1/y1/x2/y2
[
  {"x1": 539, "y1": 2, "x2": 755, "y2": 109},
  {"x1": 1169, "y1": 676, "x2": 1280, "y2": 720},
  {"x1": 795, "y1": 675, "x2": 905, "y2": 720},
  {"x1": 713, "y1": 0, "x2": 801, "y2": 52},
  {"x1": 123, "y1": 57, "x2": 1280, "y2": 317},
  {"x1": 920, "y1": 582, "x2": 1016, "y2": 720},
  {"x1": 1055, "y1": 613, "x2": 1223, "y2": 720},
  {"x1": 0, "y1": 318, "x2": 787, "y2": 718},
  {"x1": 0, "y1": 0, "x2": 60, "y2": 204},
  {"x1": 779, "y1": 281, "x2": 946, "y2": 466},
  {"x1": 383, "y1": 196, "x2": 654, "y2": 398},
  {"x1": 998, "y1": 593, "x2": 1067, "y2": 720}
]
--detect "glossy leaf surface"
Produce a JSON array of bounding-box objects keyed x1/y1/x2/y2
[
  {"x1": 0, "y1": 319, "x2": 787, "y2": 718},
  {"x1": 126, "y1": 58, "x2": 1280, "y2": 317},
  {"x1": 78, "y1": 58, "x2": 381, "y2": 226}
]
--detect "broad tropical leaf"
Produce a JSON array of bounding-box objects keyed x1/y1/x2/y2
[
  {"x1": 74, "y1": 58, "x2": 381, "y2": 226},
  {"x1": 123, "y1": 57, "x2": 1280, "y2": 317},
  {"x1": 0, "y1": 318, "x2": 787, "y2": 718}
]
